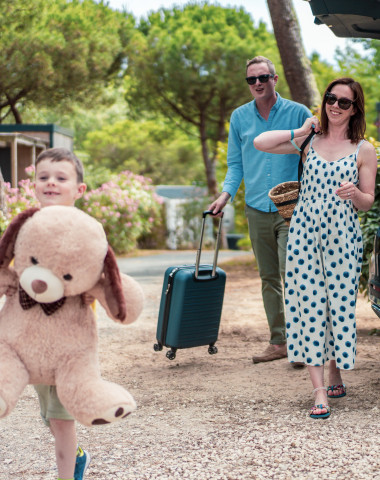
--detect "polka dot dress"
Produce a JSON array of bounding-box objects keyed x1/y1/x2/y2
[{"x1": 285, "y1": 137, "x2": 364, "y2": 370}]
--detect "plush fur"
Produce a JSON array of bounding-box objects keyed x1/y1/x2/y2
[{"x1": 0, "y1": 206, "x2": 144, "y2": 426}]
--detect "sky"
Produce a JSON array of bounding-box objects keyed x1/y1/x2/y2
[{"x1": 105, "y1": 0, "x2": 357, "y2": 66}]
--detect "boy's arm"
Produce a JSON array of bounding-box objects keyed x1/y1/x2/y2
[{"x1": 0, "y1": 267, "x2": 18, "y2": 297}]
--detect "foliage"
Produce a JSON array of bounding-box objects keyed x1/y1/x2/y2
[
  {"x1": 77, "y1": 171, "x2": 164, "y2": 254},
  {"x1": 125, "y1": 2, "x2": 281, "y2": 194},
  {"x1": 0, "y1": 0, "x2": 134, "y2": 123},
  {"x1": 309, "y1": 53, "x2": 339, "y2": 94},
  {"x1": 335, "y1": 41, "x2": 380, "y2": 138},
  {"x1": 176, "y1": 194, "x2": 211, "y2": 249},
  {"x1": 82, "y1": 117, "x2": 204, "y2": 185},
  {"x1": 21, "y1": 85, "x2": 130, "y2": 151},
  {"x1": 358, "y1": 143, "x2": 380, "y2": 295},
  {"x1": 0, "y1": 168, "x2": 163, "y2": 254},
  {"x1": 0, "y1": 178, "x2": 38, "y2": 235},
  {"x1": 79, "y1": 161, "x2": 114, "y2": 192}
]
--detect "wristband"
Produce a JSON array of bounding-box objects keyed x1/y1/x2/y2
[
  {"x1": 290, "y1": 138, "x2": 301, "y2": 152},
  {"x1": 290, "y1": 129, "x2": 294, "y2": 140}
]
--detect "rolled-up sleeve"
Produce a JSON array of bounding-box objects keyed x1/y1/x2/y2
[{"x1": 222, "y1": 111, "x2": 243, "y2": 201}]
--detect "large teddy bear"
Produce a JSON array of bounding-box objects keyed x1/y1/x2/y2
[{"x1": 0, "y1": 206, "x2": 144, "y2": 427}]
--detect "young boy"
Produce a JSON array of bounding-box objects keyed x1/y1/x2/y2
[{"x1": 33, "y1": 147, "x2": 91, "y2": 480}]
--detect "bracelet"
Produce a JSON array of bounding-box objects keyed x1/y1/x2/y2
[
  {"x1": 290, "y1": 129, "x2": 294, "y2": 140},
  {"x1": 290, "y1": 138, "x2": 301, "y2": 152}
]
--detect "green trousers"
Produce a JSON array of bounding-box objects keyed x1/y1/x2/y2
[{"x1": 245, "y1": 205, "x2": 289, "y2": 345}]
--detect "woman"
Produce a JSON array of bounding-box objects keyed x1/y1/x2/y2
[{"x1": 254, "y1": 78, "x2": 377, "y2": 418}]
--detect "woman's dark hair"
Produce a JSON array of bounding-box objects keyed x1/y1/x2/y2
[{"x1": 320, "y1": 77, "x2": 366, "y2": 143}]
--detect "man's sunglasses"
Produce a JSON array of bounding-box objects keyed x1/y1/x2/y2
[
  {"x1": 245, "y1": 74, "x2": 274, "y2": 85},
  {"x1": 325, "y1": 92, "x2": 355, "y2": 110}
]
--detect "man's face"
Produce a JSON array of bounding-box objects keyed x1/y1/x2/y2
[{"x1": 246, "y1": 62, "x2": 278, "y2": 102}]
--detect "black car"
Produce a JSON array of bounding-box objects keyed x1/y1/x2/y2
[{"x1": 369, "y1": 228, "x2": 380, "y2": 318}]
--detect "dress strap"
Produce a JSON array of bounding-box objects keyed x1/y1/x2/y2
[
  {"x1": 309, "y1": 134, "x2": 316, "y2": 147},
  {"x1": 355, "y1": 139, "x2": 365, "y2": 156}
]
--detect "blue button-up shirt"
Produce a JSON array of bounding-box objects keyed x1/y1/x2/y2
[{"x1": 223, "y1": 93, "x2": 311, "y2": 212}]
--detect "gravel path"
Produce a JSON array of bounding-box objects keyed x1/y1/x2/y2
[{"x1": 1, "y1": 255, "x2": 380, "y2": 480}]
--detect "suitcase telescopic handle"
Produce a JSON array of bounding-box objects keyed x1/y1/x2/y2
[{"x1": 195, "y1": 210, "x2": 224, "y2": 279}]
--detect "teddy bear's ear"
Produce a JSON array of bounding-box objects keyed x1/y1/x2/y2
[
  {"x1": 0, "y1": 207, "x2": 40, "y2": 267},
  {"x1": 102, "y1": 245, "x2": 127, "y2": 321}
]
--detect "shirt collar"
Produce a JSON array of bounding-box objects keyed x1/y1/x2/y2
[{"x1": 253, "y1": 92, "x2": 282, "y2": 116}]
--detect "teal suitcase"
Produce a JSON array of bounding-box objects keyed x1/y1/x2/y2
[{"x1": 154, "y1": 211, "x2": 226, "y2": 360}]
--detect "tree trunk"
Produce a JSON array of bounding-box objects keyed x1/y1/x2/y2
[
  {"x1": 9, "y1": 101, "x2": 22, "y2": 124},
  {"x1": 199, "y1": 112, "x2": 218, "y2": 197},
  {"x1": 267, "y1": 0, "x2": 320, "y2": 108}
]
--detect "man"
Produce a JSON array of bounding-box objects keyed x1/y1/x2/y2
[{"x1": 209, "y1": 56, "x2": 311, "y2": 363}]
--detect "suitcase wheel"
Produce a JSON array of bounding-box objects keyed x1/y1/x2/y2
[
  {"x1": 166, "y1": 349, "x2": 177, "y2": 360},
  {"x1": 153, "y1": 343, "x2": 163, "y2": 352},
  {"x1": 208, "y1": 344, "x2": 218, "y2": 355}
]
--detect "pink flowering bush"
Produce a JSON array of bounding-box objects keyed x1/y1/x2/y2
[
  {"x1": 77, "y1": 171, "x2": 164, "y2": 253},
  {"x1": 0, "y1": 168, "x2": 164, "y2": 254},
  {"x1": 0, "y1": 178, "x2": 38, "y2": 234}
]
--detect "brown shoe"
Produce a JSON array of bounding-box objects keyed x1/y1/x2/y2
[{"x1": 252, "y1": 344, "x2": 287, "y2": 363}]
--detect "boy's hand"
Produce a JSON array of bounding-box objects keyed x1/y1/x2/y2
[
  {"x1": 5, "y1": 285, "x2": 17, "y2": 297},
  {"x1": 81, "y1": 292, "x2": 95, "y2": 305}
]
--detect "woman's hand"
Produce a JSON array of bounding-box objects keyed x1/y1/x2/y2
[
  {"x1": 296, "y1": 116, "x2": 321, "y2": 137},
  {"x1": 335, "y1": 181, "x2": 357, "y2": 201}
]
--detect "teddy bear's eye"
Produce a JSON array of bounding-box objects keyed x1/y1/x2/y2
[
  {"x1": 63, "y1": 274, "x2": 73, "y2": 281},
  {"x1": 31, "y1": 257, "x2": 38, "y2": 265}
]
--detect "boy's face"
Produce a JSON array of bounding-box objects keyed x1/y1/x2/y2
[{"x1": 35, "y1": 159, "x2": 86, "y2": 208}]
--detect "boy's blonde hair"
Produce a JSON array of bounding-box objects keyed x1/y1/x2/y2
[{"x1": 36, "y1": 148, "x2": 84, "y2": 183}]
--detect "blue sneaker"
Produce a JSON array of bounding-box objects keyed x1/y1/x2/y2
[{"x1": 74, "y1": 447, "x2": 91, "y2": 480}]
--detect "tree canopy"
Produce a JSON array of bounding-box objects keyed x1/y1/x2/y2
[
  {"x1": 82, "y1": 117, "x2": 204, "y2": 185},
  {"x1": 125, "y1": 2, "x2": 281, "y2": 195},
  {"x1": 335, "y1": 40, "x2": 380, "y2": 138},
  {"x1": 0, "y1": 0, "x2": 134, "y2": 123}
]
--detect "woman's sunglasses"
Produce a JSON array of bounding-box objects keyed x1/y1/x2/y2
[
  {"x1": 245, "y1": 74, "x2": 274, "y2": 85},
  {"x1": 325, "y1": 92, "x2": 355, "y2": 110}
]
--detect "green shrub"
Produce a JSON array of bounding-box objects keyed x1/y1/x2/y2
[{"x1": 358, "y1": 150, "x2": 380, "y2": 295}]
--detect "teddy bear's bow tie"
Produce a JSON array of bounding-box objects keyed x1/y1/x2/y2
[{"x1": 19, "y1": 286, "x2": 66, "y2": 316}]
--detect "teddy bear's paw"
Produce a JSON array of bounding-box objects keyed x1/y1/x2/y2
[
  {"x1": 0, "y1": 395, "x2": 7, "y2": 417},
  {"x1": 91, "y1": 402, "x2": 136, "y2": 425}
]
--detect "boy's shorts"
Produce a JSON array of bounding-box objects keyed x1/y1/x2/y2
[{"x1": 34, "y1": 385, "x2": 74, "y2": 426}]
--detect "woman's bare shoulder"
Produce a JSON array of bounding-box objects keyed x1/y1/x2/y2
[{"x1": 357, "y1": 139, "x2": 378, "y2": 169}]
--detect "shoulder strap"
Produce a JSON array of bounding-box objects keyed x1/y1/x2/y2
[
  {"x1": 298, "y1": 129, "x2": 316, "y2": 185},
  {"x1": 354, "y1": 139, "x2": 365, "y2": 156}
]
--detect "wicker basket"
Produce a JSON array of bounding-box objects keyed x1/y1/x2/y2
[{"x1": 268, "y1": 181, "x2": 300, "y2": 226}]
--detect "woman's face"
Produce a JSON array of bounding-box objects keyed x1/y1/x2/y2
[{"x1": 325, "y1": 84, "x2": 356, "y2": 126}]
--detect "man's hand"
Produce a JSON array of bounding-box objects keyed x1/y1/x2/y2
[{"x1": 208, "y1": 192, "x2": 231, "y2": 217}]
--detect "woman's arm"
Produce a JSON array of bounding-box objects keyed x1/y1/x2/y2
[
  {"x1": 336, "y1": 141, "x2": 378, "y2": 212},
  {"x1": 254, "y1": 116, "x2": 320, "y2": 154}
]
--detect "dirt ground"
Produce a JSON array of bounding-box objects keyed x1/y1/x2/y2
[{"x1": 1, "y1": 254, "x2": 380, "y2": 479}]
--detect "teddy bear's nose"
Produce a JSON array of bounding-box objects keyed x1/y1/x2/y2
[{"x1": 31, "y1": 279, "x2": 48, "y2": 294}]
